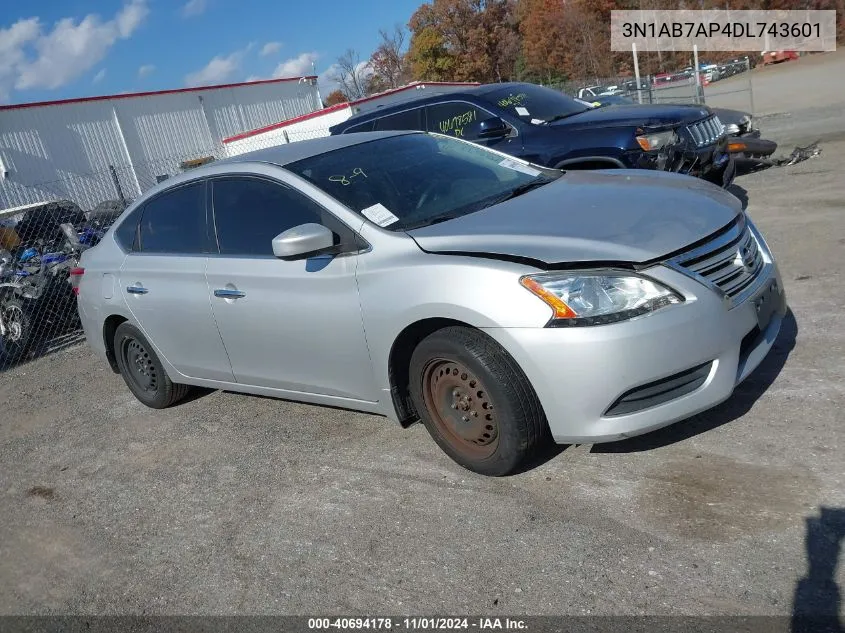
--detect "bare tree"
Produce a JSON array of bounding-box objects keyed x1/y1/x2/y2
[
  {"x1": 369, "y1": 25, "x2": 410, "y2": 92},
  {"x1": 333, "y1": 49, "x2": 372, "y2": 100}
]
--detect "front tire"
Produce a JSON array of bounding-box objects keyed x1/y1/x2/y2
[
  {"x1": 0, "y1": 298, "x2": 31, "y2": 364},
  {"x1": 113, "y1": 322, "x2": 190, "y2": 409},
  {"x1": 408, "y1": 326, "x2": 549, "y2": 476}
]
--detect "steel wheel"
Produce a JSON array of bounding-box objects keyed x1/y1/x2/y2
[
  {"x1": 421, "y1": 358, "x2": 499, "y2": 460},
  {"x1": 121, "y1": 337, "x2": 158, "y2": 394},
  {"x1": 113, "y1": 322, "x2": 191, "y2": 409}
]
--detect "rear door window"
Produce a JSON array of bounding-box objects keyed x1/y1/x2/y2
[
  {"x1": 137, "y1": 182, "x2": 208, "y2": 254},
  {"x1": 373, "y1": 108, "x2": 424, "y2": 132}
]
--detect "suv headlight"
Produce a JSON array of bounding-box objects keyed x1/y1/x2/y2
[
  {"x1": 520, "y1": 272, "x2": 682, "y2": 326},
  {"x1": 635, "y1": 130, "x2": 678, "y2": 151}
]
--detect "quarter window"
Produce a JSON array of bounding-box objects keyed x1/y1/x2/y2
[
  {"x1": 211, "y1": 177, "x2": 345, "y2": 257},
  {"x1": 114, "y1": 205, "x2": 143, "y2": 251},
  {"x1": 137, "y1": 182, "x2": 207, "y2": 254},
  {"x1": 345, "y1": 120, "x2": 375, "y2": 133}
]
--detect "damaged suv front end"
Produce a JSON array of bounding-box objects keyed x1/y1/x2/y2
[{"x1": 629, "y1": 112, "x2": 735, "y2": 187}]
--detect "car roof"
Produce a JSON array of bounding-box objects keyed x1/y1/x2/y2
[
  {"x1": 335, "y1": 82, "x2": 538, "y2": 128},
  {"x1": 217, "y1": 130, "x2": 419, "y2": 166},
  {"x1": 121, "y1": 131, "x2": 422, "y2": 208}
]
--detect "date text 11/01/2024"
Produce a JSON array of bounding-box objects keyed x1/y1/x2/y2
[
  {"x1": 621, "y1": 21, "x2": 821, "y2": 39},
  {"x1": 308, "y1": 617, "x2": 528, "y2": 630}
]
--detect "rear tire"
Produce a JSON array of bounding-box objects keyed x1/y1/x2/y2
[
  {"x1": 408, "y1": 326, "x2": 549, "y2": 476},
  {"x1": 113, "y1": 322, "x2": 190, "y2": 408}
]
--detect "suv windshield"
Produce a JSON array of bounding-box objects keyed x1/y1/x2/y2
[
  {"x1": 285, "y1": 133, "x2": 561, "y2": 231},
  {"x1": 480, "y1": 84, "x2": 591, "y2": 124}
]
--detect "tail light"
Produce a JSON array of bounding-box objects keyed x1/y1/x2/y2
[{"x1": 69, "y1": 267, "x2": 85, "y2": 296}]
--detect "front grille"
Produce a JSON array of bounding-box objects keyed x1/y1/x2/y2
[
  {"x1": 670, "y1": 217, "x2": 766, "y2": 302},
  {"x1": 604, "y1": 361, "x2": 712, "y2": 417},
  {"x1": 686, "y1": 115, "x2": 725, "y2": 147}
]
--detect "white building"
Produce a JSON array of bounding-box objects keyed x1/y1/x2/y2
[
  {"x1": 224, "y1": 82, "x2": 478, "y2": 157},
  {"x1": 0, "y1": 77, "x2": 321, "y2": 210}
]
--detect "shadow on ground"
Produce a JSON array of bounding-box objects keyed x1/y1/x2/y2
[
  {"x1": 592, "y1": 308, "x2": 797, "y2": 453},
  {"x1": 792, "y1": 507, "x2": 845, "y2": 633},
  {"x1": 728, "y1": 182, "x2": 750, "y2": 210}
]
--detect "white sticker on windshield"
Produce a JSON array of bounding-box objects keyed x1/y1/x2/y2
[
  {"x1": 515, "y1": 106, "x2": 530, "y2": 116},
  {"x1": 530, "y1": 118, "x2": 545, "y2": 125},
  {"x1": 499, "y1": 158, "x2": 542, "y2": 177},
  {"x1": 361, "y1": 203, "x2": 399, "y2": 227}
]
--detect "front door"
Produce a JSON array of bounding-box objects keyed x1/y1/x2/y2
[
  {"x1": 204, "y1": 175, "x2": 376, "y2": 401},
  {"x1": 118, "y1": 180, "x2": 234, "y2": 382}
]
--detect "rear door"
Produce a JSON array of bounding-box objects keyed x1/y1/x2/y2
[
  {"x1": 204, "y1": 175, "x2": 376, "y2": 401},
  {"x1": 118, "y1": 180, "x2": 234, "y2": 382}
]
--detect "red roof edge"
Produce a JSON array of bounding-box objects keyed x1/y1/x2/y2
[
  {"x1": 222, "y1": 81, "x2": 481, "y2": 143},
  {"x1": 0, "y1": 76, "x2": 318, "y2": 111},
  {"x1": 223, "y1": 102, "x2": 352, "y2": 143}
]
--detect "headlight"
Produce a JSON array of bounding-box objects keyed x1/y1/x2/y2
[
  {"x1": 520, "y1": 272, "x2": 682, "y2": 326},
  {"x1": 635, "y1": 130, "x2": 678, "y2": 151},
  {"x1": 724, "y1": 123, "x2": 741, "y2": 135}
]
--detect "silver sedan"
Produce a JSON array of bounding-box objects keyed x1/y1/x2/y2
[{"x1": 75, "y1": 131, "x2": 787, "y2": 476}]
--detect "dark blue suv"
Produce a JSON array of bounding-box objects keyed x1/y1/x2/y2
[{"x1": 329, "y1": 82, "x2": 735, "y2": 188}]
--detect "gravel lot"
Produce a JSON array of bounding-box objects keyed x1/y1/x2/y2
[{"x1": 1, "y1": 53, "x2": 843, "y2": 618}]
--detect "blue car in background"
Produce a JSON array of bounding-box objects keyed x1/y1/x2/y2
[{"x1": 330, "y1": 82, "x2": 735, "y2": 188}]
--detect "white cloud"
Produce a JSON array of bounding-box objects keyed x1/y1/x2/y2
[
  {"x1": 317, "y1": 63, "x2": 342, "y2": 97},
  {"x1": 260, "y1": 41, "x2": 282, "y2": 57},
  {"x1": 116, "y1": 0, "x2": 149, "y2": 36},
  {"x1": 185, "y1": 49, "x2": 246, "y2": 87},
  {"x1": 6, "y1": 1, "x2": 149, "y2": 95},
  {"x1": 138, "y1": 64, "x2": 155, "y2": 78},
  {"x1": 0, "y1": 18, "x2": 40, "y2": 100},
  {"x1": 272, "y1": 52, "x2": 319, "y2": 78},
  {"x1": 92, "y1": 69, "x2": 106, "y2": 84},
  {"x1": 182, "y1": 0, "x2": 207, "y2": 18}
]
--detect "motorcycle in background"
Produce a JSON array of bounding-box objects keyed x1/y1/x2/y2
[{"x1": 0, "y1": 223, "x2": 92, "y2": 365}]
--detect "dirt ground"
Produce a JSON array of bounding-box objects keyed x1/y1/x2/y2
[{"x1": 1, "y1": 52, "x2": 843, "y2": 618}]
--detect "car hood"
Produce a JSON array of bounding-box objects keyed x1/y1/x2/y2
[
  {"x1": 555, "y1": 103, "x2": 712, "y2": 129},
  {"x1": 406, "y1": 170, "x2": 742, "y2": 265}
]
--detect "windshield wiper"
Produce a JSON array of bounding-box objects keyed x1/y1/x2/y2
[
  {"x1": 402, "y1": 177, "x2": 554, "y2": 230},
  {"x1": 486, "y1": 177, "x2": 554, "y2": 205},
  {"x1": 544, "y1": 111, "x2": 585, "y2": 124}
]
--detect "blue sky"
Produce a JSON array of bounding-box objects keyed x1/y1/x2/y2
[{"x1": 0, "y1": 0, "x2": 422, "y2": 105}]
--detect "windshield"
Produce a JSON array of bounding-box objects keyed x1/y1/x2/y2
[
  {"x1": 480, "y1": 84, "x2": 591, "y2": 124},
  {"x1": 285, "y1": 134, "x2": 561, "y2": 231}
]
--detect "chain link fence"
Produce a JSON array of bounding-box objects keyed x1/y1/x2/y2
[
  {"x1": 549, "y1": 57, "x2": 755, "y2": 113},
  {"x1": 0, "y1": 138, "x2": 277, "y2": 371}
]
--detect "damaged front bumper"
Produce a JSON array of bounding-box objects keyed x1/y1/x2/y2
[{"x1": 628, "y1": 135, "x2": 736, "y2": 189}]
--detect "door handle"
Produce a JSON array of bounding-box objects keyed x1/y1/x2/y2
[
  {"x1": 126, "y1": 285, "x2": 148, "y2": 295},
  {"x1": 213, "y1": 289, "x2": 246, "y2": 299}
]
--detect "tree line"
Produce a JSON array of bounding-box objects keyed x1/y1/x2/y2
[{"x1": 324, "y1": 0, "x2": 845, "y2": 105}]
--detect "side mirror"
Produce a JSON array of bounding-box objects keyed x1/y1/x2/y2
[
  {"x1": 465, "y1": 117, "x2": 510, "y2": 140},
  {"x1": 272, "y1": 223, "x2": 336, "y2": 260}
]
